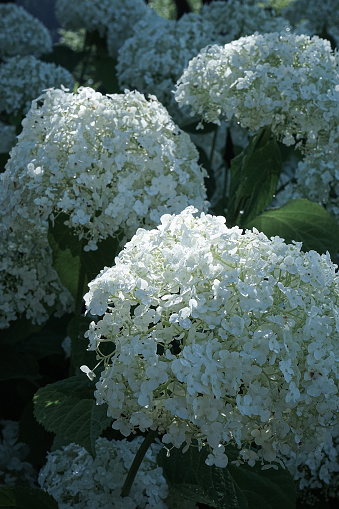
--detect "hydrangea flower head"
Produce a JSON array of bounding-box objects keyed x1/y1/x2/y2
[
  {"x1": 1, "y1": 87, "x2": 208, "y2": 251},
  {"x1": 84, "y1": 206, "x2": 339, "y2": 468},
  {"x1": 0, "y1": 220, "x2": 73, "y2": 328},
  {"x1": 0, "y1": 56, "x2": 75, "y2": 116},
  {"x1": 201, "y1": 0, "x2": 291, "y2": 42},
  {"x1": 0, "y1": 420, "x2": 37, "y2": 487},
  {"x1": 0, "y1": 4, "x2": 52, "y2": 59},
  {"x1": 39, "y1": 436, "x2": 169, "y2": 508},
  {"x1": 116, "y1": 13, "x2": 220, "y2": 122},
  {"x1": 56, "y1": 0, "x2": 148, "y2": 54},
  {"x1": 175, "y1": 33, "x2": 339, "y2": 152}
]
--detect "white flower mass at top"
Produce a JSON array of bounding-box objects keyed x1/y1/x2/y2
[
  {"x1": 1, "y1": 87, "x2": 208, "y2": 251},
  {"x1": 175, "y1": 33, "x2": 339, "y2": 153},
  {"x1": 84, "y1": 207, "x2": 339, "y2": 468}
]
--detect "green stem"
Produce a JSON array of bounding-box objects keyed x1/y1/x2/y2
[{"x1": 120, "y1": 429, "x2": 158, "y2": 498}]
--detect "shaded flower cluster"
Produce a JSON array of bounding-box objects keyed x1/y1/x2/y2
[
  {"x1": 0, "y1": 56, "x2": 75, "y2": 116},
  {"x1": 1, "y1": 87, "x2": 208, "y2": 251},
  {"x1": 175, "y1": 33, "x2": 339, "y2": 153},
  {"x1": 84, "y1": 207, "x2": 339, "y2": 468},
  {"x1": 0, "y1": 3, "x2": 52, "y2": 59},
  {"x1": 0, "y1": 221, "x2": 73, "y2": 328},
  {"x1": 201, "y1": 0, "x2": 291, "y2": 41},
  {"x1": 0, "y1": 420, "x2": 37, "y2": 487},
  {"x1": 39, "y1": 436, "x2": 175, "y2": 509}
]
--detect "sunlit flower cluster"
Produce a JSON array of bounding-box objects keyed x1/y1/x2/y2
[
  {"x1": 0, "y1": 420, "x2": 37, "y2": 487},
  {"x1": 0, "y1": 56, "x2": 75, "y2": 116},
  {"x1": 201, "y1": 0, "x2": 291, "y2": 41},
  {"x1": 39, "y1": 436, "x2": 169, "y2": 509},
  {"x1": 0, "y1": 3, "x2": 52, "y2": 59},
  {"x1": 175, "y1": 33, "x2": 339, "y2": 153},
  {"x1": 283, "y1": 426, "x2": 339, "y2": 505},
  {"x1": 116, "y1": 13, "x2": 220, "y2": 123},
  {"x1": 1, "y1": 87, "x2": 207, "y2": 251},
  {"x1": 56, "y1": 0, "x2": 148, "y2": 54},
  {"x1": 282, "y1": 0, "x2": 339, "y2": 48},
  {"x1": 0, "y1": 220, "x2": 73, "y2": 329},
  {"x1": 84, "y1": 207, "x2": 339, "y2": 468}
]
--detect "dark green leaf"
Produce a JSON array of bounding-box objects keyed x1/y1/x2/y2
[
  {"x1": 33, "y1": 375, "x2": 112, "y2": 456},
  {"x1": 0, "y1": 486, "x2": 57, "y2": 509},
  {"x1": 247, "y1": 198, "x2": 339, "y2": 257},
  {"x1": 42, "y1": 45, "x2": 86, "y2": 74},
  {"x1": 227, "y1": 128, "x2": 281, "y2": 226},
  {"x1": 20, "y1": 315, "x2": 72, "y2": 359},
  {"x1": 158, "y1": 444, "x2": 296, "y2": 509},
  {"x1": 94, "y1": 55, "x2": 121, "y2": 94}
]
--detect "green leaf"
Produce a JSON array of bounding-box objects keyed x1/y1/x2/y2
[
  {"x1": 247, "y1": 198, "x2": 339, "y2": 257},
  {"x1": 33, "y1": 375, "x2": 112, "y2": 456},
  {"x1": 0, "y1": 486, "x2": 57, "y2": 509},
  {"x1": 81, "y1": 234, "x2": 121, "y2": 283},
  {"x1": 94, "y1": 55, "x2": 121, "y2": 94},
  {"x1": 20, "y1": 315, "x2": 72, "y2": 359},
  {"x1": 227, "y1": 128, "x2": 281, "y2": 226},
  {"x1": 1, "y1": 318, "x2": 42, "y2": 346},
  {"x1": 158, "y1": 444, "x2": 296, "y2": 509},
  {"x1": 42, "y1": 45, "x2": 86, "y2": 74}
]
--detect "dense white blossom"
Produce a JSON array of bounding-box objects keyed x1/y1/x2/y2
[
  {"x1": 84, "y1": 207, "x2": 339, "y2": 468},
  {"x1": 283, "y1": 0, "x2": 339, "y2": 47},
  {"x1": 201, "y1": 0, "x2": 291, "y2": 41},
  {"x1": 0, "y1": 420, "x2": 37, "y2": 487},
  {"x1": 0, "y1": 218, "x2": 73, "y2": 328},
  {"x1": 0, "y1": 4, "x2": 52, "y2": 59},
  {"x1": 1, "y1": 87, "x2": 208, "y2": 251},
  {"x1": 39, "y1": 436, "x2": 176, "y2": 509},
  {"x1": 56, "y1": 0, "x2": 148, "y2": 55},
  {"x1": 283, "y1": 426, "x2": 339, "y2": 505},
  {"x1": 0, "y1": 56, "x2": 75, "y2": 116},
  {"x1": 116, "y1": 13, "x2": 221, "y2": 122},
  {"x1": 175, "y1": 33, "x2": 339, "y2": 153},
  {"x1": 0, "y1": 122, "x2": 16, "y2": 154}
]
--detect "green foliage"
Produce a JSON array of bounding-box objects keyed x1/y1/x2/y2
[
  {"x1": 67, "y1": 315, "x2": 96, "y2": 374},
  {"x1": 0, "y1": 486, "x2": 57, "y2": 509},
  {"x1": 247, "y1": 198, "x2": 339, "y2": 258},
  {"x1": 33, "y1": 375, "x2": 112, "y2": 456},
  {"x1": 158, "y1": 444, "x2": 296, "y2": 509},
  {"x1": 225, "y1": 128, "x2": 282, "y2": 227}
]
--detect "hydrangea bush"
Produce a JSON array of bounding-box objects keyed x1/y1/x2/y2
[
  {"x1": 0, "y1": 3, "x2": 52, "y2": 59},
  {"x1": 175, "y1": 33, "x2": 339, "y2": 153},
  {"x1": 1, "y1": 87, "x2": 208, "y2": 251},
  {"x1": 84, "y1": 207, "x2": 339, "y2": 468},
  {"x1": 0, "y1": 56, "x2": 75, "y2": 116}
]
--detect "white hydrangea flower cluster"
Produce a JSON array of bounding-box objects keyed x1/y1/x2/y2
[
  {"x1": 0, "y1": 56, "x2": 75, "y2": 116},
  {"x1": 84, "y1": 206, "x2": 339, "y2": 468},
  {"x1": 56, "y1": 0, "x2": 148, "y2": 55},
  {"x1": 0, "y1": 121, "x2": 16, "y2": 154},
  {"x1": 0, "y1": 220, "x2": 73, "y2": 329},
  {"x1": 175, "y1": 33, "x2": 339, "y2": 153},
  {"x1": 282, "y1": 0, "x2": 339, "y2": 47},
  {"x1": 1, "y1": 87, "x2": 208, "y2": 251},
  {"x1": 39, "y1": 436, "x2": 169, "y2": 509},
  {"x1": 283, "y1": 426, "x2": 339, "y2": 504},
  {"x1": 0, "y1": 420, "x2": 37, "y2": 487},
  {"x1": 116, "y1": 13, "x2": 221, "y2": 123},
  {"x1": 0, "y1": 4, "x2": 52, "y2": 59},
  {"x1": 201, "y1": 0, "x2": 291, "y2": 41}
]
